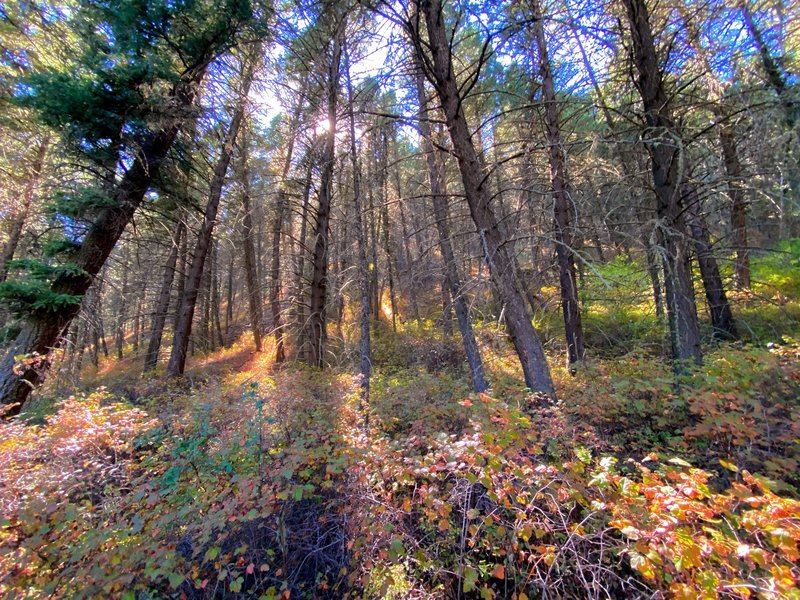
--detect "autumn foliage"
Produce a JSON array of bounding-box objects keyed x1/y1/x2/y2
[{"x1": 0, "y1": 337, "x2": 798, "y2": 599}]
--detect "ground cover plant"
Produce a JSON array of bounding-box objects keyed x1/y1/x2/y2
[
  {"x1": 2, "y1": 0, "x2": 800, "y2": 596},
  {"x1": 1, "y1": 245, "x2": 799, "y2": 599}
]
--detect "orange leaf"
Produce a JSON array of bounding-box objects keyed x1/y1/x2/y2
[{"x1": 491, "y1": 564, "x2": 505, "y2": 580}]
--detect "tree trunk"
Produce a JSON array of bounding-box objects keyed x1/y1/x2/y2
[
  {"x1": 396, "y1": 166, "x2": 421, "y2": 322},
  {"x1": 307, "y1": 26, "x2": 343, "y2": 368},
  {"x1": 0, "y1": 72, "x2": 203, "y2": 414},
  {"x1": 530, "y1": 1, "x2": 585, "y2": 369},
  {"x1": 624, "y1": 0, "x2": 702, "y2": 365},
  {"x1": 115, "y1": 250, "x2": 129, "y2": 360},
  {"x1": 345, "y1": 41, "x2": 372, "y2": 404},
  {"x1": 211, "y1": 242, "x2": 224, "y2": 349},
  {"x1": 683, "y1": 185, "x2": 738, "y2": 341},
  {"x1": 238, "y1": 129, "x2": 265, "y2": 353},
  {"x1": 225, "y1": 252, "x2": 234, "y2": 339},
  {"x1": 719, "y1": 118, "x2": 751, "y2": 289},
  {"x1": 414, "y1": 67, "x2": 488, "y2": 392},
  {"x1": 292, "y1": 160, "x2": 314, "y2": 362},
  {"x1": 378, "y1": 127, "x2": 399, "y2": 331},
  {"x1": 680, "y1": 11, "x2": 752, "y2": 289},
  {"x1": 144, "y1": 220, "x2": 183, "y2": 371},
  {"x1": 411, "y1": 0, "x2": 554, "y2": 397},
  {"x1": 566, "y1": 5, "x2": 664, "y2": 316},
  {"x1": 167, "y1": 58, "x2": 255, "y2": 377},
  {"x1": 0, "y1": 136, "x2": 50, "y2": 282}
]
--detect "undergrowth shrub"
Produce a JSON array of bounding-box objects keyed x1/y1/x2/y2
[
  {"x1": 370, "y1": 370, "x2": 472, "y2": 437},
  {"x1": 605, "y1": 457, "x2": 800, "y2": 599},
  {"x1": 0, "y1": 390, "x2": 156, "y2": 597},
  {"x1": 682, "y1": 343, "x2": 800, "y2": 490},
  {"x1": 371, "y1": 323, "x2": 467, "y2": 374}
]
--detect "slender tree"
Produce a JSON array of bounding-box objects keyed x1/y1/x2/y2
[
  {"x1": 307, "y1": 13, "x2": 345, "y2": 368},
  {"x1": 167, "y1": 44, "x2": 260, "y2": 377},
  {"x1": 404, "y1": 0, "x2": 555, "y2": 397},
  {"x1": 623, "y1": 0, "x2": 703, "y2": 365},
  {"x1": 144, "y1": 221, "x2": 184, "y2": 371},
  {"x1": 414, "y1": 66, "x2": 488, "y2": 392},
  {"x1": 529, "y1": 0, "x2": 586, "y2": 369}
]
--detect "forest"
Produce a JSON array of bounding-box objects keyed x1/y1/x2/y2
[{"x1": 0, "y1": 0, "x2": 799, "y2": 597}]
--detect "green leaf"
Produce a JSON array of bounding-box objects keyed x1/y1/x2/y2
[
  {"x1": 168, "y1": 571, "x2": 184, "y2": 589},
  {"x1": 463, "y1": 566, "x2": 479, "y2": 592},
  {"x1": 389, "y1": 537, "x2": 404, "y2": 561}
]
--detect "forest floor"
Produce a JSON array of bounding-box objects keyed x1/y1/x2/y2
[{"x1": 2, "y1": 248, "x2": 800, "y2": 599}]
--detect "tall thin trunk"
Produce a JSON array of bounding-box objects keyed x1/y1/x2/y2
[
  {"x1": 144, "y1": 221, "x2": 183, "y2": 371},
  {"x1": 686, "y1": 23, "x2": 752, "y2": 289},
  {"x1": 624, "y1": 0, "x2": 702, "y2": 365},
  {"x1": 166, "y1": 58, "x2": 255, "y2": 377},
  {"x1": 379, "y1": 133, "x2": 398, "y2": 331},
  {"x1": 238, "y1": 129, "x2": 264, "y2": 352},
  {"x1": 307, "y1": 26, "x2": 343, "y2": 368},
  {"x1": 131, "y1": 250, "x2": 145, "y2": 355},
  {"x1": 369, "y1": 175, "x2": 380, "y2": 321},
  {"x1": 683, "y1": 184, "x2": 738, "y2": 341},
  {"x1": 395, "y1": 158, "x2": 421, "y2": 322},
  {"x1": 292, "y1": 160, "x2": 313, "y2": 361},
  {"x1": 720, "y1": 119, "x2": 751, "y2": 289},
  {"x1": 565, "y1": 4, "x2": 663, "y2": 315},
  {"x1": 211, "y1": 242, "x2": 224, "y2": 349},
  {"x1": 531, "y1": 0, "x2": 585, "y2": 369},
  {"x1": 0, "y1": 136, "x2": 50, "y2": 282},
  {"x1": 410, "y1": 0, "x2": 554, "y2": 397},
  {"x1": 267, "y1": 81, "x2": 307, "y2": 362},
  {"x1": 115, "y1": 250, "x2": 129, "y2": 360},
  {"x1": 414, "y1": 67, "x2": 488, "y2": 392},
  {"x1": 345, "y1": 41, "x2": 371, "y2": 405},
  {"x1": 225, "y1": 253, "x2": 234, "y2": 339}
]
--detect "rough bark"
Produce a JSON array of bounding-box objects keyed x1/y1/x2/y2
[
  {"x1": 0, "y1": 136, "x2": 50, "y2": 282},
  {"x1": 115, "y1": 250, "x2": 129, "y2": 360},
  {"x1": 530, "y1": 1, "x2": 585, "y2": 369},
  {"x1": 291, "y1": 160, "x2": 314, "y2": 361},
  {"x1": 238, "y1": 131, "x2": 264, "y2": 353},
  {"x1": 345, "y1": 41, "x2": 372, "y2": 403},
  {"x1": 410, "y1": 0, "x2": 554, "y2": 397},
  {"x1": 680, "y1": 12, "x2": 752, "y2": 289},
  {"x1": 268, "y1": 84, "x2": 305, "y2": 362},
  {"x1": 624, "y1": 0, "x2": 703, "y2": 365},
  {"x1": 307, "y1": 25, "x2": 343, "y2": 368},
  {"x1": 683, "y1": 185, "x2": 738, "y2": 341},
  {"x1": 211, "y1": 242, "x2": 224, "y2": 349},
  {"x1": 0, "y1": 73, "x2": 203, "y2": 414},
  {"x1": 720, "y1": 120, "x2": 751, "y2": 289},
  {"x1": 414, "y1": 68, "x2": 488, "y2": 393},
  {"x1": 144, "y1": 220, "x2": 184, "y2": 371},
  {"x1": 167, "y1": 60, "x2": 255, "y2": 377}
]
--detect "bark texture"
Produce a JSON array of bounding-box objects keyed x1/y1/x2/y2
[
  {"x1": 414, "y1": 68, "x2": 488, "y2": 393},
  {"x1": 167, "y1": 59, "x2": 255, "y2": 377},
  {"x1": 411, "y1": 0, "x2": 555, "y2": 397},
  {"x1": 531, "y1": 1, "x2": 585, "y2": 369},
  {"x1": 307, "y1": 25, "x2": 343, "y2": 368},
  {"x1": 0, "y1": 74, "x2": 203, "y2": 414},
  {"x1": 144, "y1": 220, "x2": 184, "y2": 371},
  {"x1": 624, "y1": 0, "x2": 703, "y2": 365}
]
